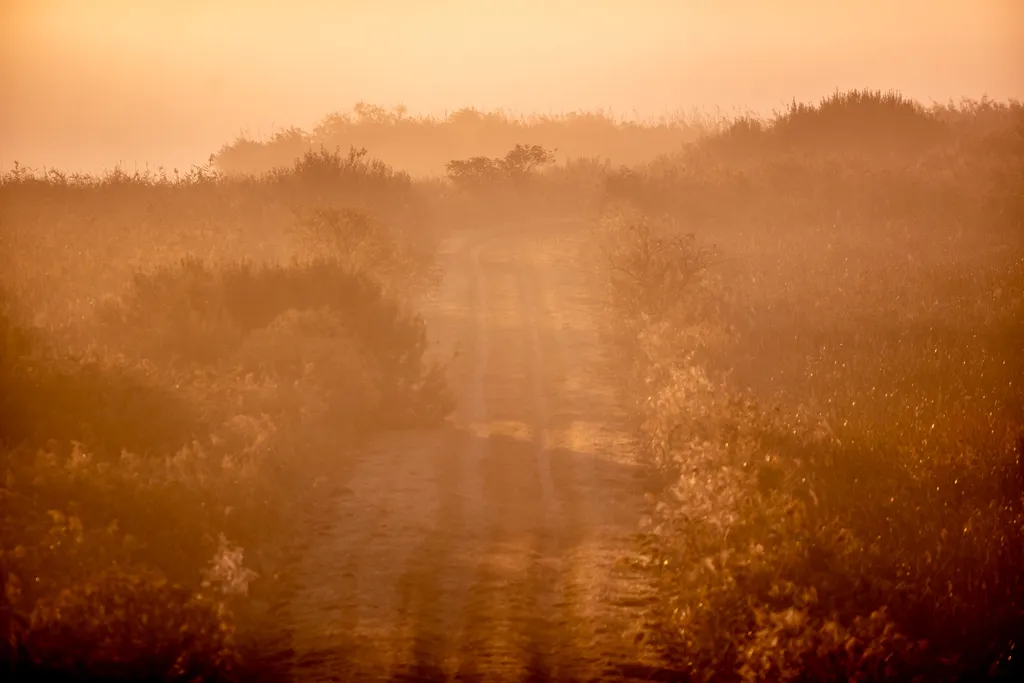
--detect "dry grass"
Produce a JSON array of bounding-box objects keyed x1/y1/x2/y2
[
  {"x1": 598, "y1": 91, "x2": 1024, "y2": 682},
  {"x1": 0, "y1": 153, "x2": 452, "y2": 680},
  {"x1": 1, "y1": 89, "x2": 1021, "y2": 680}
]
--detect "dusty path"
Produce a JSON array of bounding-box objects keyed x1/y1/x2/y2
[{"x1": 284, "y1": 223, "x2": 667, "y2": 682}]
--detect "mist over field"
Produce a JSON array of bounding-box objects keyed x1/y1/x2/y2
[
  {"x1": 2, "y1": 0, "x2": 1022, "y2": 172},
  {"x1": 2, "y1": 2, "x2": 1024, "y2": 682}
]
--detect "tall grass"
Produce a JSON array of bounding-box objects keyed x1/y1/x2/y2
[{"x1": 598, "y1": 91, "x2": 1024, "y2": 681}]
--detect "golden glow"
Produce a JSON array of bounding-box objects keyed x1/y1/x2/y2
[{"x1": 2, "y1": 1, "x2": 1021, "y2": 171}]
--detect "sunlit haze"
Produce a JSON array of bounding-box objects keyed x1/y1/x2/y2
[
  {"x1": 2, "y1": 0, "x2": 1022, "y2": 172},
  {"x1": 4, "y1": 1, "x2": 1024, "y2": 680}
]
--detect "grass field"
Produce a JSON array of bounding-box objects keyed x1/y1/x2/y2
[
  {"x1": 1, "y1": 89, "x2": 1022, "y2": 681},
  {"x1": 598, "y1": 91, "x2": 1024, "y2": 682}
]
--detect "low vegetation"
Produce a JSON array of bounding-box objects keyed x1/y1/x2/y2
[
  {"x1": 211, "y1": 105, "x2": 708, "y2": 177},
  {"x1": 2, "y1": 88, "x2": 1021, "y2": 680},
  {"x1": 0, "y1": 153, "x2": 452, "y2": 680},
  {"x1": 598, "y1": 91, "x2": 1024, "y2": 681}
]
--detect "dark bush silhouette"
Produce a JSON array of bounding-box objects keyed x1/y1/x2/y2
[
  {"x1": 773, "y1": 89, "x2": 950, "y2": 153},
  {"x1": 211, "y1": 104, "x2": 702, "y2": 176},
  {"x1": 695, "y1": 89, "x2": 952, "y2": 160},
  {"x1": 13, "y1": 566, "x2": 238, "y2": 683},
  {"x1": 98, "y1": 257, "x2": 453, "y2": 428},
  {"x1": 446, "y1": 144, "x2": 555, "y2": 189}
]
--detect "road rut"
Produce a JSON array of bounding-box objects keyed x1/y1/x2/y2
[{"x1": 283, "y1": 224, "x2": 667, "y2": 682}]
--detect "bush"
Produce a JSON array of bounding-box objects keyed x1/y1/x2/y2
[
  {"x1": 0, "y1": 435, "x2": 261, "y2": 681},
  {"x1": 772, "y1": 89, "x2": 950, "y2": 154},
  {"x1": 446, "y1": 144, "x2": 555, "y2": 190},
  {"x1": 604, "y1": 92, "x2": 1022, "y2": 236},
  {"x1": 210, "y1": 105, "x2": 703, "y2": 177},
  {"x1": 13, "y1": 566, "x2": 239, "y2": 682},
  {"x1": 278, "y1": 146, "x2": 415, "y2": 202},
  {"x1": 598, "y1": 205, "x2": 715, "y2": 323},
  {"x1": 694, "y1": 89, "x2": 950, "y2": 161},
  {"x1": 296, "y1": 206, "x2": 440, "y2": 300},
  {"x1": 233, "y1": 307, "x2": 382, "y2": 429}
]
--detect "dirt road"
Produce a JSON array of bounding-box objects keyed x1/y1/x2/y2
[{"x1": 283, "y1": 223, "x2": 667, "y2": 682}]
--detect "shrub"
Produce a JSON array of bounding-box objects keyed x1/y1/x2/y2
[
  {"x1": 14, "y1": 566, "x2": 239, "y2": 682},
  {"x1": 97, "y1": 257, "x2": 452, "y2": 429},
  {"x1": 287, "y1": 145, "x2": 413, "y2": 192},
  {"x1": 598, "y1": 205, "x2": 714, "y2": 323},
  {"x1": 772, "y1": 89, "x2": 949, "y2": 154},
  {"x1": 0, "y1": 436, "x2": 262, "y2": 681},
  {"x1": 446, "y1": 144, "x2": 555, "y2": 190},
  {"x1": 602, "y1": 92, "x2": 1021, "y2": 237},
  {"x1": 694, "y1": 89, "x2": 951, "y2": 161},
  {"x1": 297, "y1": 206, "x2": 440, "y2": 299},
  {"x1": 232, "y1": 307, "x2": 382, "y2": 429},
  {"x1": 210, "y1": 105, "x2": 704, "y2": 177}
]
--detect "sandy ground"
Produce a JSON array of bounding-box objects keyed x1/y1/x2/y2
[{"x1": 282, "y1": 223, "x2": 668, "y2": 682}]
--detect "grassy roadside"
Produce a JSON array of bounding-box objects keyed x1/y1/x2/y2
[
  {"x1": 596, "y1": 92, "x2": 1024, "y2": 682},
  {"x1": 0, "y1": 153, "x2": 452, "y2": 681}
]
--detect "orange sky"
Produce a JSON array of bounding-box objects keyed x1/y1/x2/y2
[{"x1": 1, "y1": 0, "x2": 1022, "y2": 172}]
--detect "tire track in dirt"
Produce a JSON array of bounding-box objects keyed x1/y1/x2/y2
[
  {"x1": 284, "y1": 224, "x2": 670, "y2": 681},
  {"x1": 475, "y1": 233, "x2": 570, "y2": 681},
  {"x1": 528, "y1": 233, "x2": 667, "y2": 679},
  {"x1": 392, "y1": 236, "x2": 496, "y2": 682},
  {"x1": 454, "y1": 232, "x2": 550, "y2": 681}
]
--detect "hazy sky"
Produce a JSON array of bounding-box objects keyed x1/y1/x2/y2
[{"x1": 2, "y1": 0, "x2": 1022, "y2": 172}]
